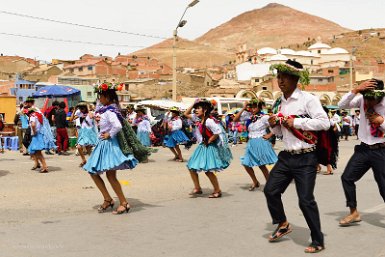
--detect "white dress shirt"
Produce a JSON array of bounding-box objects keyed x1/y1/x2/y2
[
  {"x1": 338, "y1": 92, "x2": 385, "y2": 145},
  {"x1": 272, "y1": 88, "x2": 330, "y2": 151},
  {"x1": 353, "y1": 115, "x2": 360, "y2": 127},
  {"x1": 342, "y1": 115, "x2": 352, "y2": 126}
]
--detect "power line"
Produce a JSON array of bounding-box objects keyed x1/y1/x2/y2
[
  {"x1": 0, "y1": 10, "x2": 167, "y2": 40},
  {"x1": 0, "y1": 32, "x2": 147, "y2": 48}
]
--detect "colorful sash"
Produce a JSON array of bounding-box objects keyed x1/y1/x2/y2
[
  {"x1": 364, "y1": 105, "x2": 384, "y2": 138},
  {"x1": 272, "y1": 97, "x2": 318, "y2": 145}
]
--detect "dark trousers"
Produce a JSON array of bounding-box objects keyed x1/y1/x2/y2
[
  {"x1": 341, "y1": 144, "x2": 385, "y2": 208},
  {"x1": 264, "y1": 151, "x2": 324, "y2": 246},
  {"x1": 56, "y1": 128, "x2": 69, "y2": 152},
  {"x1": 342, "y1": 125, "x2": 350, "y2": 139},
  {"x1": 354, "y1": 125, "x2": 359, "y2": 139}
]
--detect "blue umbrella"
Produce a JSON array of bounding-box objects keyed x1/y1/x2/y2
[{"x1": 33, "y1": 85, "x2": 80, "y2": 98}]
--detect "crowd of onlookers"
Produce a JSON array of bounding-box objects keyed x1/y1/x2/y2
[{"x1": 3, "y1": 100, "x2": 361, "y2": 156}]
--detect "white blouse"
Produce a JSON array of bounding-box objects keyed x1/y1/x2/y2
[
  {"x1": 29, "y1": 116, "x2": 41, "y2": 135},
  {"x1": 97, "y1": 110, "x2": 122, "y2": 138},
  {"x1": 168, "y1": 118, "x2": 182, "y2": 131},
  {"x1": 192, "y1": 115, "x2": 222, "y2": 144},
  {"x1": 136, "y1": 119, "x2": 152, "y2": 133},
  {"x1": 80, "y1": 113, "x2": 95, "y2": 129},
  {"x1": 247, "y1": 115, "x2": 270, "y2": 138}
]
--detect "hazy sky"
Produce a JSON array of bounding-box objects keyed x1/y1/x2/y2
[{"x1": 0, "y1": 0, "x2": 383, "y2": 61}]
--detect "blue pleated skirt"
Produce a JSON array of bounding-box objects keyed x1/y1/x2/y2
[
  {"x1": 165, "y1": 129, "x2": 189, "y2": 148},
  {"x1": 187, "y1": 143, "x2": 232, "y2": 172},
  {"x1": 83, "y1": 136, "x2": 138, "y2": 174},
  {"x1": 77, "y1": 127, "x2": 98, "y2": 146},
  {"x1": 241, "y1": 137, "x2": 278, "y2": 167},
  {"x1": 28, "y1": 133, "x2": 46, "y2": 154},
  {"x1": 137, "y1": 131, "x2": 151, "y2": 147}
]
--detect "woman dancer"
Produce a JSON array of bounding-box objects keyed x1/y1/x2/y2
[
  {"x1": 83, "y1": 83, "x2": 138, "y2": 215},
  {"x1": 183, "y1": 99, "x2": 232, "y2": 198},
  {"x1": 317, "y1": 106, "x2": 339, "y2": 175},
  {"x1": 164, "y1": 106, "x2": 190, "y2": 162},
  {"x1": 75, "y1": 102, "x2": 98, "y2": 167},
  {"x1": 27, "y1": 109, "x2": 49, "y2": 173},
  {"x1": 234, "y1": 99, "x2": 277, "y2": 191},
  {"x1": 134, "y1": 106, "x2": 152, "y2": 147}
]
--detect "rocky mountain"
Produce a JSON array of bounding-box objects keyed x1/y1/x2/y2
[{"x1": 133, "y1": 3, "x2": 352, "y2": 67}]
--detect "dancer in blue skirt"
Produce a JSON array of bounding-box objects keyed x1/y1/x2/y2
[
  {"x1": 234, "y1": 99, "x2": 278, "y2": 191},
  {"x1": 134, "y1": 106, "x2": 152, "y2": 147},
  {"x1": 27, "y1": 108, "x2": 49, "y2": 173},
  {"x1": 75, "y1": 102, "x2": 98, "y2": 167},
  {"x1": 83, "y1": 83, "x2": 139, "y2": 215},
  {"x1": 183, "y1": 99, "x2": 232, "y2": 198},
  {"x1": 164, "y1": 106, "x2": 190, "y2": 162}
]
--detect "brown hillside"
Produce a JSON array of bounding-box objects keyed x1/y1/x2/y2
[
  {"x1": 133, "y1": 38, "x2": 234, "y2": 68},
  {"x1": 133, "y1": 3, "x2": 351, "y2": 68},
  {"x1": 196, "y1": 3, "x2": 350, "y2": 50},
  {"x1": 329, "y1": 29, "x2": 385, "y2": 61},
  {"x1": 287, "y1": 28, "x2": 385, "y2": 63}
]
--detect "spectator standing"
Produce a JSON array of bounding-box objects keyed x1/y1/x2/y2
[
  {"x1": 54, "y1": 102, "x2": 69, "y2": 155},
  {"x1": 341, "y1": 111, "x2": 353, "y2": 141},
  {"x1": 352, "y1": 110, "x2": 360, "y2": 140}
]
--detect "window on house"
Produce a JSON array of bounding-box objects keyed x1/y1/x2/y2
[
  {"x1": 79, "y1": 67, "x2": 83, "y2": 72},
  {"x1": 88, "y1": 66, "x2": 93, "y2": 71},
  {"x1": 318, "y1": 50, "x2": 321, "y2": 54},
  {"x1": 19, "y1": 97, "x2": 23, "y2": 102},
  {"x1": 311, "y1": 60, "x2": 314, "y2": 65},
  {"x1": 70, "y1": 68, "x2": 74, "y2": 73},
  {"x1": 318, "y1": 78, "x2": 323, "y2": 82},
  {"x1": 255, "y1": 78, "x2": 259, "y2": 82},
  {"x1": 262, "y1": 86, "x2": 267, "y2": 90},
  {"x1": 87, "y1": 92, "x2": 92, "y2": 97},
  {"x1": 328, "y1": 69, "x2": 334, "y2": 74}
]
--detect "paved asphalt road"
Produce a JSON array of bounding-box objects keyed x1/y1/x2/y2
[{"x1": 0, "y1": 139, "x2": 385, "y2": 257}]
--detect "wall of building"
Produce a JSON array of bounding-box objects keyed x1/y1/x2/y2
[
  {"x1": 0, "y1": 96, "x2": 16, "y2": 123},
  {"x1": 69, "y1": 85, "x2": 97, "y2": 103}
]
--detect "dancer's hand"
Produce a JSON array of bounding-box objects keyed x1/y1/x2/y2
[
  {"x1": 352, "y1": 79, "x2": 377, "y2": 94},
  {"x1": 268, "y1": 115, "x2": 277, "y2": 127},
  {"x1": 367, "y1": 113, "x2": 384, "y2": 125},
  {"x1": 282, "y1": 117, "x2": 295, "y2": 128},
  {"x1": 101, "y1": 132, "x2": 110, "y2": 140}
]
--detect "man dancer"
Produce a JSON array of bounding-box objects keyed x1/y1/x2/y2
[
  {"x1": 265, "y1": 60, "x2": 329, "y2": 253},
  {"x1": 341, "y1": 111, "x2": 352, "y2": 141},
  {"x1": 352, "y1": 110, "x2": 360, "y2": 140},
  {"x1": 338, "y1": 79, "x2": 385, "y2": 226}
]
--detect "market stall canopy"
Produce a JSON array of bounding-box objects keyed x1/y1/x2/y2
[{"x1": 33, "y1": 85, "x2": 80, "y2": 98}]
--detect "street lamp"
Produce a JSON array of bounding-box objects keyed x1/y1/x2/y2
[
  {"x1": 349, "y1": 47, "x2": 356, "y2": 91},
  {"x1": 172, "y1": 0, "x2": 199, "y2": 101}
]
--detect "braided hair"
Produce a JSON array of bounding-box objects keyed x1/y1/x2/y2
[{"x1": 194, "y1": 101, "x2": 214, "y2": 145}]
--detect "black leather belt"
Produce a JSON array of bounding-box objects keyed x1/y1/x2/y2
[
  {"x1": 360, "y1": 142, "x2": 385, "y2": 149},
  {"x1": 284, "y1": 146, "x2": 316, "y2": 155}
]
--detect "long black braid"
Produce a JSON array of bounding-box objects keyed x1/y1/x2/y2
[{"x1": 199, "y1": 103, "x2": 213, "y2": 145}]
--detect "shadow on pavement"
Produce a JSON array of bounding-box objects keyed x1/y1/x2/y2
[
  {"x1": 0, "y1": 170, "x2": 10, "y2": 177},
  {"x1": 361, "y1": 212, "x2": 385, "y2": 228},
  {"x1": 47, "y1": 166, "x2": 62, "y2": 172},
  {"x1": 92, "y1": 197, "x2": 162, "y2": 214},
  {"x1": 262, "y1": 223, "x2": 311, "y2": 247}
]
